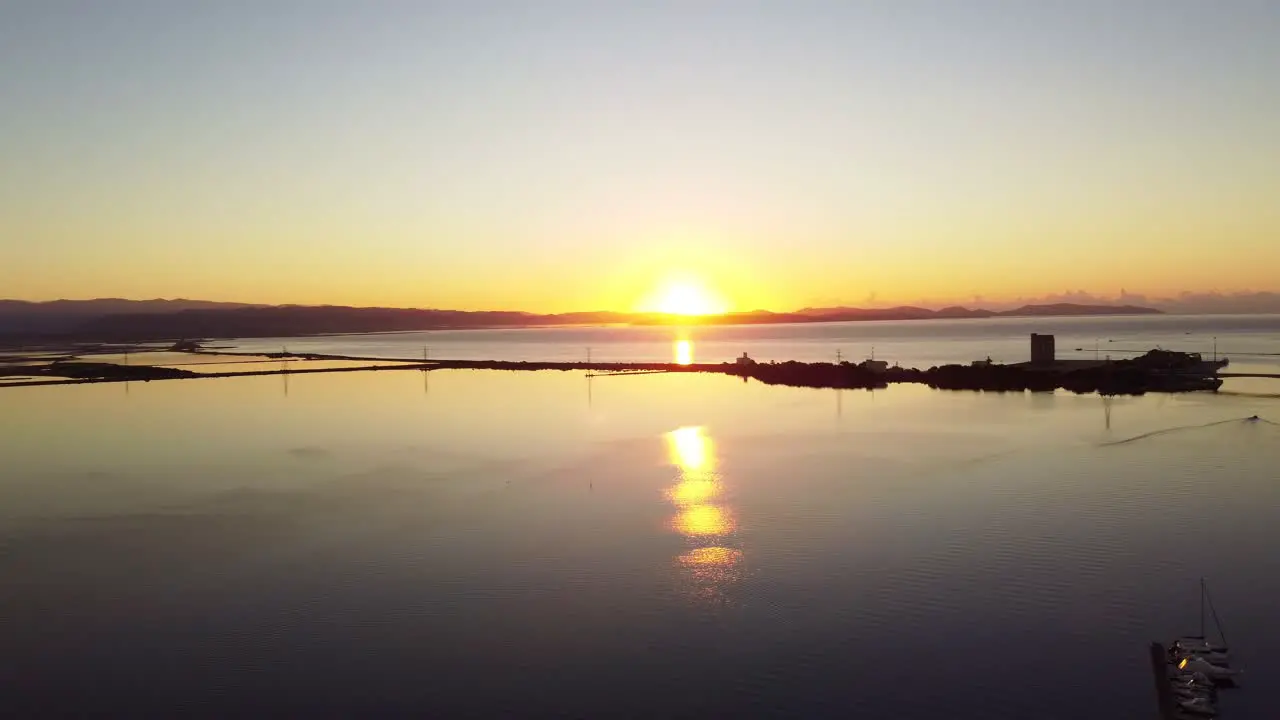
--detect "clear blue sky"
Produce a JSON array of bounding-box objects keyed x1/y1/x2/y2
[{"x1": 3, "y1": 1, "x2": 1278, "y2": 311}]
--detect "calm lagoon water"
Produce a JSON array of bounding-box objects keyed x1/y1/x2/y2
[
  {"x1": 224, "y1": 313, "x2": 1280, "y2": 372},
  {"x1": 5, "y1": 319, "x2": 1280, "y2": 717}
]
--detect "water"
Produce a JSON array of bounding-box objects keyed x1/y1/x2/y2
[
  {"x1": 4, "y1": 318, "x2": 1280, "y2": 717},
  {"x1": 224, "y1": 314, "x2": 1280, "y2": 372}
]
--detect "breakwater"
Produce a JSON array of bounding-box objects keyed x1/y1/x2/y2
[
  {"x1": 0, "y1": 351, "x2": 1225, "y2": 395},
  {"x1": 377, "y1": 358, "x2": 1222, "y2": 395}
]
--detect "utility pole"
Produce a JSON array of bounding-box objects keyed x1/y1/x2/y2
[
  {"x1": 1213, "y1": 336, "x2": 1217, "y2": 362},
  {"x1": 836, "y1": 349, "x2": 842, "y2": 364},
  {"x1": 586, "y1": 347, "x2": 592, "y2": 364}
]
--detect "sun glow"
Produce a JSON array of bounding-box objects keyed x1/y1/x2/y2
[
  {"x1": 667, "y1": 426, "x2": 713, "y2": 471},
  {"x1": 646, "y1": 277, "x2": 728, "y2": 316},
  {"x1": 674, "y1": 339, "x2": 694, "y2": 365}
]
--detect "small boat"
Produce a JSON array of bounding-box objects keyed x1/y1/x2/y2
[
  {"x1": 1170, "y1": 578, "x2": 1234, "y2": 669},
  {"x1": 1174, "y1": 638, "x2": 1228, "y2": 653},
  {"x1": 1155, "y1": 579, "x2": 1238, "y2": 717},
  {"x1": 1173, "y1": 691, "x2": 1216, "y2": 709},
  {"x1": 1172, "y1": 676, "x2": 1213, "y2": 696},
  {"x1": 1177, "y1": 656, "x2": 1240, "y2": 680},
  {"x1": 1176, "y1": 696, "x2": 1218, "y2": 716},
  {"x1": 1172, "y1": 671, "x2": 1216, "y2": 689},
  {"x1": 1171, "y1": 643, "x2": 1230, "y2": 662},
  {"x1": 1172, "y1": 681, "x2": 1216, "y2": 698},
  {"x1": 1173, "y1": 649, "x2": 1230, "y2": 667}
]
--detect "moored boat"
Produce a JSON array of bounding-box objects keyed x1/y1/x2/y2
[
  {"x1": 1172, "y1": 671, "x2": 1216, "y2": 690},
  {"x1": 1172, "y1": 648, "x2": 1230, "y2": 667},
  {"x1": 1176, "y1": 696, "x2": 1218, "y2": 716},
  {"x1": 1153, "y1": 579, "x2": 1240, "y2": 718},
  {"x1": 1177, "y1": 656, "x2": 1240, "y2": 681},
  {"x1": 1174, "y1": 638, "x2": 1228, "y2": 654}
]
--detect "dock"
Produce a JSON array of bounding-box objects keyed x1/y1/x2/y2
[{"x1": 1150, "y1": 642, "x2": 1176, "y2": 719}]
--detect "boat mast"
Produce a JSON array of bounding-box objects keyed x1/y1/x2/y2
[
  {"x1": 1200, "y1": 577, "x2": 1205, "y2": 639},
  {"x1": 1205, "y1": 580, "x2": 1230, "y2": 647}
]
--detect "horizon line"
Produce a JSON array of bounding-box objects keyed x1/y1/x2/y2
[{"x1": 6, "y1": 290, "x2": 1280, "y2": 316}]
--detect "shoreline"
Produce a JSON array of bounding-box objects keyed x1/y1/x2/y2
[{"x1": 0, "y1": 348, "x2": 1230, "y2": 395}]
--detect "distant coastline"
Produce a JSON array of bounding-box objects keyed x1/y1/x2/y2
[
  {"x1": 0, "y1": 345, "x2": 1230, "y2": 396},
  {"x1": 0, "y1": 299, "x2": 1161, "y2": 344}
]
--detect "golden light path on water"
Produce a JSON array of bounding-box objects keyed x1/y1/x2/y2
[
  {"x1": 674, "y1": 505, "x2": 733, "y2": 537},
  {"x1": 673, "y1": 339, "x2": 694, "y2": 365},
  {"x1": 664, "y1": 426, "x2": 740, "y2": 602}
]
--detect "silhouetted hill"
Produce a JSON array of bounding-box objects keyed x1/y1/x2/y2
[
  {"x1": 0, "y1": 299, "x2": 260, "y2": 335},
  {"x1": 0, "y1": 299, "x2": 1162, "y2": 343},
  {"x1": 790, "y1": 303, "x2": 1155, "y2": 322},
  {"x1": 795, "y1": 305, "x2": 996, "y2": 321},
  {"x1": 80, "y1": 306, "x2": 540, "y2": 340},
  {"x1": 1000, "y1": 303, "x2": 1160, "y2": 317},
  {"x1": 936, "y1": 306, "x2": 997, "y2": 318}
]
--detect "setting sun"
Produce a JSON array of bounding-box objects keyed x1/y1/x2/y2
[{"x1": 647, "y1": 278, "x2": 728, "y2": 316}]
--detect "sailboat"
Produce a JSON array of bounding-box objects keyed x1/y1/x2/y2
[{"x1": 1170, "y1": 578, "x2": 1240, "y2": 686}]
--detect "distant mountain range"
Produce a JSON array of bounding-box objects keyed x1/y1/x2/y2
[
  {"x1": 785, "y1": 303, "x2": 1160, "y2": 322},
  {"x1": 0, "y1": 299, "x2": 263, "y2": 335},
  {"x1": 0, "y1": 298, "x2": 1162, "y2": 343}
]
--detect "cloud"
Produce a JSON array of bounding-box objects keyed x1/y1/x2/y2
[
  {"x1": 1156, "y1": 291, "x2": 1280, "y2": 314},
  {"x1": 823, "y1": 289, "x2": 1280, "y2": 314},
  {"x1": 991, "y1": 290, "x2": 1280, "y2": 314}
]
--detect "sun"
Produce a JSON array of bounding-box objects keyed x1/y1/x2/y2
[{"x1": 650, "y1": 279, "x2": 728, "y2": 316}]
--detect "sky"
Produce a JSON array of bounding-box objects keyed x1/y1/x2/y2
[{"x1": 2, "y1": 1, "x2": 1278, "y2": 313}]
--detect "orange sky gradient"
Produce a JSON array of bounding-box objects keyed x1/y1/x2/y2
[{"x1": 3, "y1": 4, "x2": 1278, "y2": 313}]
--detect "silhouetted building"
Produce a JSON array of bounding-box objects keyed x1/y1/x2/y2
[
  {"x1": 859, "y1": 359, "x2": 889, "y2": 373},
  {"x1": 1031, "y1": 334, "x2": 1055, "y2": 364},
  {"x1": 736, "y1": 352, "x2": 757, "y2": 366},
  {"x1": 1133, "y1": 349, "x2": 1204, "y2": 371}
]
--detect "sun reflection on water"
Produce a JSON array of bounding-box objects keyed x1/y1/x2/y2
[
  {"x1": 663, "y1": 425, "x2": 741, "y2": 604},
  {"x1": 667, "y1": 425, "x2": 710, "y2": 471},
  {"x1": 674, "y1": 504, "x2": 734, "y2": 536},
  {"x1": 669, "y1": 478, "x2": 717, "y2": 507},
  {"x1": 677, "y1": 546, "x2": 743, "y2": 568},
  {"x1": 674, "y1": 339, "x2": 693, "y2": 365}
]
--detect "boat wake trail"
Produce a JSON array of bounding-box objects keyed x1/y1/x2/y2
[{"x1": 1101, "y1": 416, "x2": 1274, "y2": 446}]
